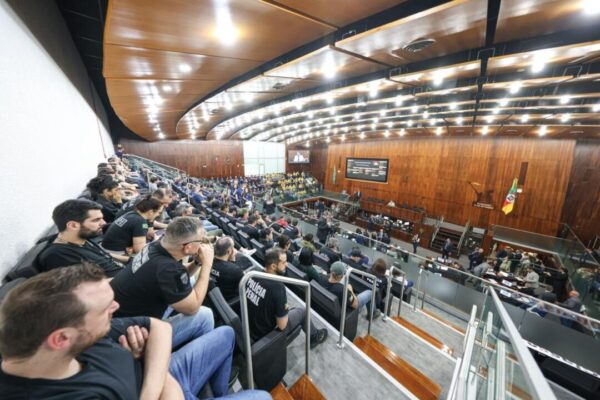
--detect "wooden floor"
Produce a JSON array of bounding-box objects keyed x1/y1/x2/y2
[
  {"x1": 392, "y1": 316, "x2": 454, "y2": 356},
  {"x1": 289, "y1": 374, "x2": 326, "y2": 400},
  {"x1": 354, "y1": 335, "x2": 442, "y2": 400}
]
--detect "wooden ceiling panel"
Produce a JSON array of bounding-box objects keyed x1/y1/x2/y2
[
  {"x1": 495, "y1": 0, "x2": 598, "y2": 44},
  {"x1": 263, "y1": 0, "x2": 407, "y2": 28},
  {"x1": 106, "y1": 79, "x2": 221, "y2": 97},
  {"x1": 106, "y1": 0, "x2": 335, "y2": 62},
  {"x1": 103, "y1": 45, "x2": 263, "y2": 80},
  {"x1": 265, "y1": 46, "x2": 385, "y2": 81},
  {"x1": 486, "y1": 41, "x2": 600, "y2": 76},
  {"x1": 336, "y1": 0, "x2": 487, "y2": 66},
  {"x1": 226, "y1": 75, "x2": 320, "y2": 93}
]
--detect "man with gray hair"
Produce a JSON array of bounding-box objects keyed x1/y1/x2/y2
[
  {"x1": 211, "y1": 236, "x2": 245, "y2": 301},
  {"x1": 110, "y1": 217, "x2": 215, "y2": 348},
  {"x1": 320, "y1": 237, "x2": 341, "y2": 266}
]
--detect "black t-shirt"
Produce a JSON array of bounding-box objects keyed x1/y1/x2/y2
[
  {"x1": 246, "y1": 277, "x2": 288, "y2": 341},
  {"x1": 283, "y1": 226, "x2": 299, "y2": 239},
  {"x1": 317, "y1": 275, "x2": 355, "y2": 309},
  {"x1": 0, "y1": 317, "x2": 150, "y2": 400},
  {"x1": 102, "y1": 211, "x2": 149, "y2": 252},
  {"x1": 96, "y1": 196, "x2": 121, "y2": 224},
  {"x1": 211, "y1": 258, "x2": 244, "y2": 301},
  {"x1": 36, "y1": 236, "x2": 124, "y2": 277},
  {"x1": 320, "y1": 247, "x2": 340, "y2": 265},
  {"x1": 242, "y1": 224, "x2": 260, "y2": 240},
  {"x1": 111, "y1": 241, "x2": 192, "y2": 318}
]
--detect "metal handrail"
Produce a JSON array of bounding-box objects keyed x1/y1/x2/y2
[
  {"x1": 239, "y1": 271, "x2": 312, "y2": 390},
  {"x1": 125, "y1": 154, "x2": 185, "y2": 175},
  {"x1": 383, "y1": 266, "x2": 406, "y2": 319},
  {"x1": 489, "y1": 288, "x2": 557, "y2": 400},
  {"x1": 448, "y1": 305, "x2": 478, "y2": 400},
  {"x1": 456, "y1": 220, "x2": 470, "y2": 256},
  {"x1": 337, "y1": 265, "x2": 378, "y2": 349},
  {"x1": 431, "y1": 216, "x2": 444, "y2": 246}
]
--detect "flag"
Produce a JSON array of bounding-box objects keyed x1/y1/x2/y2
[
  {"x1": 502, "y1": 178, "x2": 518, "y2": 215},
  {"x1": 332, "y1": 165, "x2": 337, "y2": 185}
]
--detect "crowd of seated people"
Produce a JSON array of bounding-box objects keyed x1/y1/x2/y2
[{"x1": 0, "y1": 156, "x2": 279, "y2": 399}]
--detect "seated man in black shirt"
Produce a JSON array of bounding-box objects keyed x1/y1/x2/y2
[
  {"x1": 242, "y1": 215, "x2": 260, "y2": 240},
  {"x1": 320, "y1": 237, "x2": 341, "y2": 266},
  {"x1": 102, "y1": 195, "x2": 163, "y2": 255},
  {"x1": 36, "y1": 199, "x2": 125, "y2": 277},
  {"x1": 86, "y1": 175, "x2": 122, "y2": 224},
  {"x1": 282, "y1": 219, "x2": 300, "y2": 239},
  {"x1": 246, "y1": 248, "x2": 327, "y2": 348},
  {"x1": 276, "y1": 235, "x2": 295, "y2": 264},
  {"x1": 212, "y1": 236, "x2": 245, "y2": 301},
  {"x1": 110, "y1": 217, "x2": 215, "y2": 349},
  {"x1": 316, "y1": 261, "x2": 376, "y2": 319},
  {"x1": 0, "y1": 264, "x2": 269, "y2": 400}
]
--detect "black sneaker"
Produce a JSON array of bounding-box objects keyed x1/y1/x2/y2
[{"x1": 310, "y1": 328, "x2": 328, "y2": 349}]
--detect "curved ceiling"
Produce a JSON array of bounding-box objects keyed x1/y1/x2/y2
[{"x1": 103, "y1": 0, "x2": 600, "y2": 143}]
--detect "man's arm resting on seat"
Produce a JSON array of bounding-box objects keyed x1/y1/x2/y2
[
  {"x1": 170, "y1": 243, "x2": 214, "y2": 315},
  {"x1": 132, "y1": 236, "x2": 147, "y2": 254},
  {"x1": 276, "y1": 315, "x2": 288, "y2": 331},
  {"x1": 140, "y1": 318, "x2": 175, "y2": 400}
]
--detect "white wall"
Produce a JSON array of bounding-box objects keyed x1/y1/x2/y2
[
  {"x1": 0, "y1": 1, "x2": 114, "y2": 278},
  {"x1": 243, "y1": 141, "x2": 285, "y2": 176}
]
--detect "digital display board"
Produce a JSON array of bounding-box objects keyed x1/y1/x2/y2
[
  {"x1": 346, "y1": 158, "x2": 389, "y2": 183},
  {"x1": 288, "y1": 150, "x2": 310, "y2": 163}
]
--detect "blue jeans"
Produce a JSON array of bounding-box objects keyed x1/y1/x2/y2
[
  {"x1": 168, "y1": 306, "x2": 214, "y2": 348},
  {"x1": 357, "y1": 289, "x2": 374, "y2": 313},
  {"x1": 169, "y1": 326, "x2": 271, "y2": 400}
]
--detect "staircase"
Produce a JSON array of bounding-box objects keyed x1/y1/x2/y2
[
  {"x1": 391, "y1": 316, "x2": 454, "y2": 356},
  {"x1": 431, "y1": 227, "x2": 463, "y2": 257},
  {"x1": 270, "y1": 374, "x2": 326, "y2": 400},
  {"x1": 354, "y1": 335, "x2": 442, "y2": 400}
]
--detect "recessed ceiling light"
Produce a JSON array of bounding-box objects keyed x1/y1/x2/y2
[
  {"x1": 178, "y1": 63, "x2": 192, "y2": 73},
  {"x1": 395, "y1": 97, "x2": 404, "y2": 106},
  {"x1": 411, "y1": 105, "x2": 419, "y2": 113},
  {"x1": 399, "y1": 128, "x2": 406, "y2": 136},
  {"x1": 509, "y1": 82, "x2": 522, "y2": 94},
  {"x1": 559, "y1": 95, "x2": 571, "y2": 105},
  {"x1": 435, "y1": 127, "x2": 442, "y2": 136},
  {"x1": 499, "y1": 98, "x2": 509, "y2": 107},
  {"x1": 482, "y1": 126, "x2": 489, "y2": 135},
  {"x1": 162, "y1": 84, "x2": 173, "y2": 92},
  {"x1": 493, "y1": 108, "x2": 500, "y2": 114},
  {"x1": 423, "y1": 110, "x2": 429, "y2": 119},
  {"x1": 521, "y1": 114, "x2": 529, "y2": 123},
  {"x1": 581, "y1": 0, "x2": 600, "y2": 15},
  {"x1": 449, "y1": 102, "x2": 457, "y2": 110},
  {"x1": 383, "y1": 130, "x2": 390, "y2": 137},
  {"x1": 538, "y1": 125, "x2": 547, "y2": 136},
  {"x1": 561, "y1": 114, "x2": 571, "y2": 123},
  {"x1": 593, "y1": 103, "x2": 600, "y2": 112},
  {"x1": 456, "y1": 116, "x2": 463, "y2": 125},
  {"x1": 406, "y1": 120, "x2": 413, "y2": 127},
  {"x1": 485, "y1": 115, "x2": 494, "y2": 123}
]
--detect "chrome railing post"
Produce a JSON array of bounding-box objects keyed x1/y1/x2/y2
[
  {"x1": 414, "y1": 267, "x2": 423, "y2": 311},
  {"x1": 421, "y1": 270, "x2": 429, "y2": 310},
  {"x1": 337, "y1": 267, "x2": 351, "y2": 349},
  {"x1": 239, "y1": 271, "x2": 312, "y2": 389}
]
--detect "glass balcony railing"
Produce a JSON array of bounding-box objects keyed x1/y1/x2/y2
[
  {"x1": 449, "y1": 287, "x2": 556, "y2": 400},
  {"x1": 492, "y1": 224, "x2": 600, "y2": 319},
  {"x1": 278, "y1": 205, "x2": 600, "y2": 377}
]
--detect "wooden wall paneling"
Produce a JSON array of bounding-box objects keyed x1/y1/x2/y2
[
  {"x1": 561, "y1": 139, "x2": 600, "y2": 245},
  {"x1": 120, "y1": 139, "x2": 244, "y2": 178},
  {"x1": 323, "y1": 138, "x2": 576, "y2": 235}
]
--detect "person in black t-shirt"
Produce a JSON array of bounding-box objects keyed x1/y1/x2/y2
[
  {"x1": 242, "y1": 215, "x2": 260, "y2": 240},
  {"x1": 86, "y1": 175, "x2": 123, "y2": 224},
  {"x1": 320, "y1": 237, "x2": 341, "y2": 266},
  {"x1": 316, "y1": 213, "x2": 333, "y2": 244},
  {"x1": 316, "y1": 261, "x2": 376, "y2": 318},
  {"x1": 102, "y1": 195, "x2": 163, "y2": 254},
  {"x1": 36, "y1": 199, "x2": 125, "y2": 277},
  {"x1": 211, "y1": 236, "x2": 244, "y2": 301},
  {"x1": 276, "y1": 235, "x2": 295, "y2": 265},
  {"x1": 246, "y1": 248, "x2": 327, "y2": 347},
  {"x1": 110, "y1": 217, "x2": 216, "y2": 349},
  {"x1": 0, "y1": 264, "x2": 269, "y2": 400}
]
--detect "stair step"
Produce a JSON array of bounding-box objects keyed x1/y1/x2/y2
[
  {"x1": 271, "y1": 383, "x2": 294, "y2": 400},
  {"x1": 354, "y1": 335, "x2": 441, "y2": 400},
  {"x1": 288, "y1": 374, "x2": 326, "y2": 400},
  {"x1": 421, "y1": 309, "x2": 466, "y2": 335},
  {"x1": 391, "y1": 316, "x2": 454, "y2": 356}
]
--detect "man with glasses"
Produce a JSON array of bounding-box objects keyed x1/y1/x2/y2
[{"x1": 110, "y1": 217, "x2": 215, "y2": 348}]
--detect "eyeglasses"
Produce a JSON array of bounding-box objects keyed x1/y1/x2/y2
[{"x1": 182, "y1": 239, "x2": 208, "y2": 246}]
